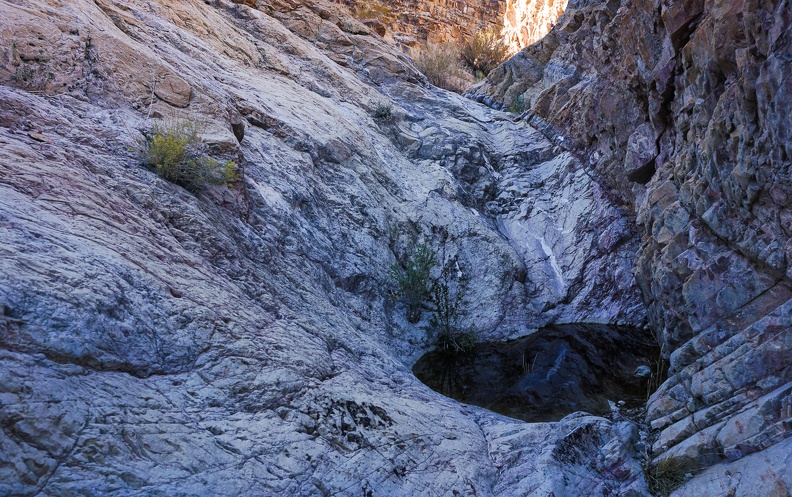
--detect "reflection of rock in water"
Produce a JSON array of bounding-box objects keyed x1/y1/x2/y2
[{"x1": 413, "y1": 324, "x2": 662, "y2": 422}]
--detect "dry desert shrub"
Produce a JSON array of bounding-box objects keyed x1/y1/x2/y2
[
  {"x1": 143, "y1": 119, "x2": 238, "y2": 192},
  {"x1": 412, "y1": 42, "x2": 473, "y2": 93},
  {"x1": 461, "y1": 26, "x2": 510, "y2": 76}
]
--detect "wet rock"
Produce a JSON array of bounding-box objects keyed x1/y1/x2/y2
[{"x1": 414, "y1": 324, "x2": 660, "y2": 422}]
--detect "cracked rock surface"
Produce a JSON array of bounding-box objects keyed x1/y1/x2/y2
[
  {"x1": 0, "y1": 0, "x2": 649, "y2": 495},
  {"x1": 472, "y1": 0, "x2": 792, "y2": 493}
]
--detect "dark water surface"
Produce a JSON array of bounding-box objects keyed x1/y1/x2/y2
[{"x1": 413, "y1": 324, "x2": 661, "y2": 422}]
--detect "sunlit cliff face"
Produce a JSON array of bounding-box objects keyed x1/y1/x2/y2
[
  {"x1": 329, "y1": 0, "x2": 565, "y2": 53},
  {"x1": 501, "y1": 0, "x2": 568, "y2": 51}
]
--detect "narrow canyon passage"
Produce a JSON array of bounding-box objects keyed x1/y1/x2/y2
[{"x1": 0, "y1": 0, "x2": 789, "y2": 496}]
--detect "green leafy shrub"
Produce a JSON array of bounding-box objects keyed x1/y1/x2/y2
[
  {"x1": 460, "y1": 27, "x2": 509, "y2": 76},
  {"x1": 390, "y1": 243, "x2": 436, "y2": 323},
  {"x1": 412, "y1": 42, "x2": 472, "y2": 93},
  {"x1": 143, "y1": 120, "x2": 238, "y2": 192},
  {"x1": 388, "y1": 236, "x2": 478, "y2": 350}
]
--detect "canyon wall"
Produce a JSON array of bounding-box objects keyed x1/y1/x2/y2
[
  {"x1": 1, "y1": 0, "x2": 789, "y2": 494},
  {"x1": 329, "y1": 0, "x2": 566, "y2": 51},
  {"x1": 471, "y1": 0, "x2": 792, "y2": 493},
  {"x1": 0, "y1": 0, "x2": 648, "y2": 495},
  {"x1": 502, "y1": 0, "x2": 569, "y2": 51},
  {"x1": 329, "y1": 0, "x2": 505, "y2": 46}
]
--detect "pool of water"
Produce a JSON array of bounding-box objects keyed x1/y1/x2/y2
[{"x1": 413, "y1": 324, "x2": 661, "y2": 422}]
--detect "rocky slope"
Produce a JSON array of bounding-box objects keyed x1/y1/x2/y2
[
  {"x1": 471, "y1": 0, "x2": 792, "y2": 494},
  {"x1": 0, "y1": 0, "x2": 650, "y2": 495}
]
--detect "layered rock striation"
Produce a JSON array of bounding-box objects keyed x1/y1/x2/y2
[
  {"x1": 471, "y1": 0, "x2": 792, "y2": 493},
  {"x1": 0, "y1": 0, "x2": 648, "y2": 495},
  {"x1": 329, "y1": 0, "x2": 505, "y2": 46},
  {"x1": 328, "y1": 0, "x2": 567, "y2": 51}
]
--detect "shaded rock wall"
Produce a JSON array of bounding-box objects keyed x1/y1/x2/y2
[
  {"x1": 471, "y1": 0, "x2": 792, "y2": 493},
  {"x1": 0, "y1": 0, "x2": 648, "y2": 495}
]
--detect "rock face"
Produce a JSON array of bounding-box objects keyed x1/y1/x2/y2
[
  {"x1": 502, "y1": 0, "x2": 569, "y2": 51},
  {"x1": 329, "y1": 0, "x2": 505, "y2": 46},
  {"x1": 0, "y1": 0, "x2": 650, "y2": 495},
  {"x1": 471, "y1": 0, "x2": 792, "y2": 493},
  {"x1": 328, "y1": 0, "x2": 568, "y2": 51}
]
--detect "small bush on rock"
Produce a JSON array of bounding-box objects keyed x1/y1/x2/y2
[
  {"x1": 646, "y1": 457, "x2": 695, "y2": 496},
  {"x1": 143, "y1": 120, "x2": 238, "y2": 193},
  {"x1": 429, "y1": 257, "x2": 475, "y2": 353},
  {"x1": 509, "y1": 94, "x2": 527, "y2": 114},
  {"x1": 461, "y1": 27, "x2": 509, "y2": 76},
  {"x1": 372, "y1": 101, "x2": 395, "y2": 123},
  {"x1": 390, "y1": 243, "x2": 436, "y2": 323},
  {"x1": 388, "y1": 234, "x2": 478, "y2": 351},
  {"x1": 412, "y1": 42, "x2": 472, "y2": 93},
  {"x1": 352, "y1": 2, "x2": 394, "y2": 22}
]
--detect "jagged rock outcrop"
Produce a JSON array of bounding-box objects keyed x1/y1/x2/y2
[
  {"x1": 0, "y1": 0, "x2": 650, "y2": 495},
  {"x1": 471, "y1": 0, "x2": 792, "y2": 493}
]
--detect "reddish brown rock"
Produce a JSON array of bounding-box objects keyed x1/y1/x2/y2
[{"x1": 329, "y1": 0, "x2": 506, "y2": 46}]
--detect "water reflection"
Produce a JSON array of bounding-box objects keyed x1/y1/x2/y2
[{"x1": 413, "y1": 324, "x2": 662, "y2": 422}]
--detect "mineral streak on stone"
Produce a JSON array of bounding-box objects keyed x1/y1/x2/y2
[{"x1": 471, "y1": 0, "x2": 792, "y2": 493}]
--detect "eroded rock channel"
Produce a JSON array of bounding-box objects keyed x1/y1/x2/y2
[{"x1": 414, "y1": 325, "x2": 661, "y2": 422}]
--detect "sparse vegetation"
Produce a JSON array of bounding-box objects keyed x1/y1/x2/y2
[
  {"x1": 435, "y1": 325, "x2": 477, "y2": 353},
  {"x1": 389, "y1": 243, "x2": 437, "y2": 323},
  {"x1": 646, "y1": 334, "x2": 669, "y2": 400},
  {"x1": 372, "y1": 101, "x2": 395, "y2": 123},
  {"x1": 388, "y1": 234, "x2": 477, "y2": 351},
  {"x1": 411, "y1": 28, "x2": 509, "y2": 93},
  {"x1": 429, "y1": 258, "x2": 475, "y2": 353},
  {"x1": 412, "y1": 42, "x2": 472, "y2": 93},
  {"x1": 12, "y1": 45, "x2": 54, "y2": 92},
  {"x1": 460, "y1": 27, "x2": 509, "y2": 76},
  {"x1": 143, "y1": 119, "x2": 239, "y2": 193},
  {"x1": 351, "y1": 2, "x2": 394, "y2": 22},
  {"x1": 509, "y1": 94, "x2": 527, "y2": 114},
  {"x1": 646, "y1": 457, "x2": 695, "y2": 496}
]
